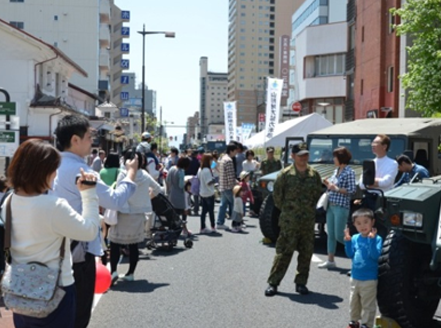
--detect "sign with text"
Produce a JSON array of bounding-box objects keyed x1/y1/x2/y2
[
  {"x1": 241, "y1": 123, "x2": 255, "y2": 141},
  {"x1": 0, "y1": 116, "x2": 19, "y2": 130},
  {"x1": 121, "y1": 43, "x2": 130, "y2": 52},
  {"x1": 120, "y1": 75, "x2": 129, "y2": 84},
  {"x1": 279, "y1": 35, "x2": 290, "y2": 106},
  {"x1": 265, "y1": 78, "x2": 283, "y2": 140},
  {"x1": 120, "y1": 92, "x2": 129, "y2": 101},
  {"x1": 120, "y1": 108, "x2": 129, "y2": 117},
  {"x1": 121, "y1": 11, "x2": 130, "y2": 20},
  {"x1": 0, "y1": 102, "x2": 16, "y2": 116},
  {"x1": 121, "y1": 59, "x2": 130, "y2": 69},
  {"x1": 121, "y1": 27, "x2": 130, "y2": 36},
  {"x1": 0, "y1": 130, "x2": 19, "y2": 157},
  {"x1": 223, "y1": 102, "x2": 237, "y2": 144}
]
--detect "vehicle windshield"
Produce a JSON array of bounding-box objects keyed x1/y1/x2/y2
[{"x1": 306, "y1": 137, "x2": 405, "y2": 165}]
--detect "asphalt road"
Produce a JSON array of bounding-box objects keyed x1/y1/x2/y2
[{"x1": 89, "y1": 206, "x2": 441, "y2": 328}]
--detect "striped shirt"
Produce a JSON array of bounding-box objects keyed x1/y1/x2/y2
[
  {"x1": 218, "y1": 154, "x2": 236, "y2": 192},
  {"x1": 328, "y1": 165, "x2": 356, "y2": 209}
]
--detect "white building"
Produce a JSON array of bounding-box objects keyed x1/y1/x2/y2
[
  {"x1": 199, "y1": 57, "x2": 228, "y2": 138},
  {"x1": 0, "y1": 19, "x2": 88, "y2": 140},
  {"x1": 0, "y1": 0, "x2": 126, "y2": 106},
  {"x1": 287, "y1": 0, "x2": 347, "y2": 123}
]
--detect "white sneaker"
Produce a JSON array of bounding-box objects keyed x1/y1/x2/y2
[
  {"x1": 122, "y1": 274, "x2": 134, "y2": 282},
  {"x1": 216, "y1": 224, "x2": 228, "y2": 230},
  {"x1": 111, "y1": 271, "x2": 118, "y2": 285},
  {"x1": 318, "y1": 261, "x2": 336, "y2": 269},
  {"x1": 200, "y1": 228, "x2": 212, "y2": 234}
]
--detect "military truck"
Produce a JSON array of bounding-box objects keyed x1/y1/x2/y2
[
  {"x1": 258, "y1": 118, "x2": 441, "y2": 242},
  {"x1": 361, "y1": 159, "x2": 441, "y2": 328}
]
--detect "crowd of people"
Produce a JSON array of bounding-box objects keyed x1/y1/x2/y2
[{"x1": 0, "y1": 117, "x2": 429, "y2": 328}]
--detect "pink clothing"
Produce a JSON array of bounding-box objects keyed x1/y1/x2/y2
[{"x1": 240, "y1": 181, "x2": 254, "y2": 204}]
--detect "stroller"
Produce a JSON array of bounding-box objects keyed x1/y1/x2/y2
[{"x1": 148, "y1": 193, "x2": 193, "y2": 250}]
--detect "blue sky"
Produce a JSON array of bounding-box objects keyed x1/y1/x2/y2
[{"x1": 115, "y1": 0, "x2": 229, "y2": 144}]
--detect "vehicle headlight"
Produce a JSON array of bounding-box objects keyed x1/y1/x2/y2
[
  {"x1": 267, "y1": 181, "x2": 274, "y2": 192},
  {"x1": 402, "y1": 212, "x2": 423, "y2": 228}
]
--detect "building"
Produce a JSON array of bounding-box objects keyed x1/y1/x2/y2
[
  {"x1": 287, "y1": 0, "x2": 347, "y2": 124},
  {"x1": 351, "y1": 0, "x2": 401, "y2": 119},
  {"x1": 0, "y1": 0, "x2": 129, "y2": 112},
  {"x1": 199, "y1": 57, "x2": 228, "y2": 138},
  {"x1": 186, "y1": 112, "x2": 199, "y2": 145},
  {"x1": 0, "y1": 19, "x2": 88, "y2": 142},
  {"x1": 227, "y1": 0, "x2": 303, "y2": 126}
]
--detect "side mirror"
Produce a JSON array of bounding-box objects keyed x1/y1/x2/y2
[{"x1": 363, "y1": 160, "x2": 376, "y2": 186}]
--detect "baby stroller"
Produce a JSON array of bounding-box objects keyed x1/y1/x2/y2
[{"x1": 148, "y1": 193, "x2": 193, "y2": 250}]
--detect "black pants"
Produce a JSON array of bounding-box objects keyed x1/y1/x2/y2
[
  {"x1": 110, "y1": 242, "x2": 139, "y2": 275},
  {"x1": 200, "y1": 195, "x2": 215, "y2": 229},
  {"x1": 73, "y1": 252, "x2": 96, "y2": 328}
]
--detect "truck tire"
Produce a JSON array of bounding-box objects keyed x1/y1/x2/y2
[
  {"x1": 259, "y1": 194, "x2": 280, "y2": 243},
  {"x1": 377, "y1": 230, "x2": 439, "y2": 328}
]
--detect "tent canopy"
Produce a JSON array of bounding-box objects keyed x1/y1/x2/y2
[{"x1": 244, "y1": 113, "x2": 332, "y2": 149}]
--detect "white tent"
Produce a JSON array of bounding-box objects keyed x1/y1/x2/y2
[{"x1": 243, "y1": 113, "x2": 332, "y2": 149}]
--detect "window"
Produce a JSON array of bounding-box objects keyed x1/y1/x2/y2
[
  {"x1": 362, "y1": 26, "x2": 365, "y2": 42},
  {"x1": 387, "y1": 66, "x2": 394, "y2": 92},
  {"x1": 314, "y1": 54, "x2": 346, "y2": 76},
  {"x1": 10, "y1": 0, "x2": 24, "y2": 2},
  {"x1": 361, "y1": 79, "x2": 364, "y2": 95},
  {"x1": 54, "y1": 15, "x2": 58, "y2": 21},
  {"x1": 10, "y1": 21, "x2": 24, "y2": 29}
]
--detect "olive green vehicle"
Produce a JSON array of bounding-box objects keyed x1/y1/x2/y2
[{"x1": 258, "y1": 118, "x2": 441, "y2": 243}]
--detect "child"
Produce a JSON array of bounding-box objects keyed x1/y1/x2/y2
[
  {"x1": 239, "y1": 171, "x2": 254, "y2": 218},
  {"x1": 230, "y1": 185, "x2": 244, "y2": 233},
  {"x1": 344, "y1": 208, "x2": 382, "y2": 328}
]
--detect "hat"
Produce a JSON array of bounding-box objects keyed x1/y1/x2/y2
[
  {"x1": 197, "y1": 146, "x2": 205, "y2": 153},
  {"x1": 233, "y1": 184, "x2": 242, "y2": 196},
  {"x1": 266, "y1": 146, "x2": 275, "y2": 153},
  {"x1": 292, "y1": 143, "x2": 309, "y2": 156},
  {"x1": 239, "y1": 171, "x2": 251, "y2": 180},
  {"x1": 141, "y1": 132, "x2": 152, "y2": 139}
]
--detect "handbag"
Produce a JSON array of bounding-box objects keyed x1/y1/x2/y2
[
  {"x1": 0, "y1": 195, "x2": 66, "y2": 318},
  {"x1": 103, "y1": 208, "x2": 117, "y2": 225},
  {"x1": 316, "y1": 192, "x2": 329, "y2": 211}
]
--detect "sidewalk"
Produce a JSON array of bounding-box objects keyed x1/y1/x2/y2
[{"x1": 0, "y1": 299, "x2": 14, "y2": 328}]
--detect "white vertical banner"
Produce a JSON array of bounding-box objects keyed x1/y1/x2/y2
[
  {"x1": 241, "y1": 123, "x2": 255, "y2": 140},
  {"x1": 265, "y1": 77, "x2": 284, "y2": 140},
  {"x1": 224, "y1": 101, "x2": 237, "y2": 144}
]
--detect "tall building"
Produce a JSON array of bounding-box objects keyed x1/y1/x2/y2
[
  {"x1": 227, "y1": 0, "x2": 303, "y2": 126},
  {"x1": 288, "y1": 0, "x2": 347, "y2": 124},
  {"x1": 352, "y1": 0, "x2": 401, "y2": 119},
  {"x1": 199, "y1": 57, "x2": 228, "y2": 138},
  {"x1": 0, "y1": 0, "x2": 128, "y2": 109}
]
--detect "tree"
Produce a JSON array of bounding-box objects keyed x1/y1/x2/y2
[{"x1": 392, "y1": 1, "x2": 441, "y2": 116}]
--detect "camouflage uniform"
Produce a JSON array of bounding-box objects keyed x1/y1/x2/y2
[
  {"x1": 260, "y1": 158, "x2": 282, "y2": 176},
  {"x1": 267, "y1": 164, "x2": 322, "y2": 286}
]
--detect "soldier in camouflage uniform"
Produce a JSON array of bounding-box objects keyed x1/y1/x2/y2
[
  {"x1": 265, "y1": 143, "x2": 322, "y2": 296},
  {"x1": 260, "y1": 146, "x2": 282, "y2": 176}
]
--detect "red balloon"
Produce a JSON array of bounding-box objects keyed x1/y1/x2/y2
[{"x1": 95, "y1": 262, "x2": 111, "y2": 294}]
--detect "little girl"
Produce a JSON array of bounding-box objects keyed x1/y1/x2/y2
[
  {"x1": 239, "y1": 171, "x2": 254, "y2": 217},
  {"x1": 231, "y1": 185, "x2": 244, "y2": 233}
]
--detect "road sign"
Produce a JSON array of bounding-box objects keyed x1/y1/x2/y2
[
  {"x1": 121, "y1": 27, "x2": 130, "y2": 36},
  {"x1": 121, "y1": 59, "x2": 130, "y2": 69},
  {"x1": 120, "y1": 76, "x2": 129, "y2": 84},
  {"x1": 0, "y1": 116, "x2": 19, "y2": 130},
  {"x1": 0, "y1": 102, "x2": 16, "y2": 115},
  {"x1": 292, "y1": 102, "x2": 302, "y2": 112},
  {"x1": 121, "y1": 43, "x2": 130, "y2": 52},
  {"x1": 0, "y1": 130, "x2": 19, "y2": 157}
]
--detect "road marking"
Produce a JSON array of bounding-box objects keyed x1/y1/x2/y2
[
  {"x1": 311, "y1": 254, "x2": 322, "y2": 263},
  {"x1": 92, "y1": 262, "x2": 112, "y2": 313}
]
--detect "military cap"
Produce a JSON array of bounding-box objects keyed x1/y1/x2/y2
[{"x1": 292, "y1": 143, "x2": 309, "y2": 156}]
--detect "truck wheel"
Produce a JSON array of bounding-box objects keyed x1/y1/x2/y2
[
  {"x1": 259, "y1": 194, "x2": 280, "y2": 243},
  {"x1": 377, "y1": 230, "x2": 439, "y2": 328}
]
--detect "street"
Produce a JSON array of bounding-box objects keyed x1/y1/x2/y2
[{"x1": 88, "y1": 204, "x2": 441, "y2": 328}]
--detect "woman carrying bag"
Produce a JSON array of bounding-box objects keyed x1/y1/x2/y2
[
  {"x1": 1, "y1": 139, "x2": 100, "y2": 327},
  {"x1": 318, "y1": 147, "x2": 356, "y2": 269}
]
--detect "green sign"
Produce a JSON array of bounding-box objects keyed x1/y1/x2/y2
[
  {"x1": 0, "y1": 131, "x2": 16, "y2": 143},
  {"x1": 0, "y1": 102, "x2": 16, "y2": 116}
]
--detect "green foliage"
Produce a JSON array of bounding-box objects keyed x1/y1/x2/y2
[{"x1": 392, "y1": 1, "x2": 441, "y2": 116}]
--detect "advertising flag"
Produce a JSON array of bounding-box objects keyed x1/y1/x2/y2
[
  {"x1": 223, "y1": 102, "x2": 237, "y2": 144},
  {"x1": 265, "y1": 78, "x2": 284, "y2": 139}
]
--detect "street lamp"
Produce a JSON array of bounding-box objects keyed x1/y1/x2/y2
[{"x1": 137, "y1": 25, "x2": 175, "y2": 133}]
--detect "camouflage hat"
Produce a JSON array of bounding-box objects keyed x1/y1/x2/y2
[
  {"x1": 292, "y1": 143, "x2": 309, "y2": 156},
  {"x1": 266, "y1": 146, "x2": 275, "y2": 153}
]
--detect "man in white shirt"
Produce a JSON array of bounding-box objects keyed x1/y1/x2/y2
[{"x1": 92, "y1": 149, "x2": 105, "y2": 172}]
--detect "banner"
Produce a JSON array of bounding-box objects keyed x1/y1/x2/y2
[
  {"x1": 241, "y1": 123, "x2": 255, "y2": 141},
  {"x1": 223, "y1": 102, "x2": 237, "y2": 144},
  {"x1": 265, "y1": 77, "x2": 283, "y2": 140}
]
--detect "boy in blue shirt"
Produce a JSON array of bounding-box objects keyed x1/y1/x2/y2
[{"x1": 344, "y1": 208, "x2": 383, "y2": 328}]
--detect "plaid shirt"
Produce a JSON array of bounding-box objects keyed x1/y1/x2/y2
[
  {"x1": 219, "y1": 154, "x2": 236, "y2": 192},
  {"x1": 328, "y1": 166, "x2": 356, "y2": 209}
]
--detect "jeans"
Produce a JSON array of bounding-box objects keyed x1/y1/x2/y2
[
  {"x1": 200, "y1": 195, "x2": 215, "y2": 229},
  {"x1": 326, "y1": 204, "x2": 349, "y2": 254},
  {"x1": 193, "y1": 195, "x2": 200, "y2": 214},
  {"x1": 217, "y1": 190, "x2": 234, "y2": 226},
  {"x1": 72, "y1": 252, "x2": 95, "y2": 328}
]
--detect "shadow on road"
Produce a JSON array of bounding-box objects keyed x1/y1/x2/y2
[
  {"x1": 151, "y1": 247, "x2": 187, "y2": 257},
  {"x1": 278, "y1": 291, "x2": 343, "y2": 309},
  {"x1": 110, "y1": 279, "x2": 169, "y2": 294}
]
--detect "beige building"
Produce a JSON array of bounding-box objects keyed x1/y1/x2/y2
[
  {"x1": 199, "y1": 57, "x2": 228, "y2": 137},
  {"x1": 227, "y1": 0, "x2": 303, "y2": 125}
]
